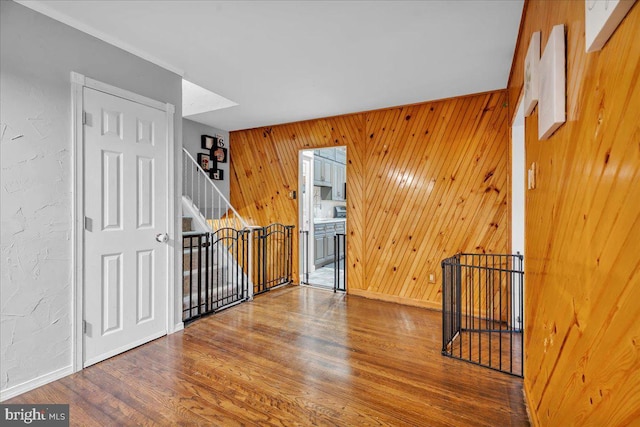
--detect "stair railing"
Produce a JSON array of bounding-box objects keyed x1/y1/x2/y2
[
  {"x1": 182, "y1": 148, "x2": 248, "y2": 230},
  {"x1": 183, "y1": 147, "x2": 254, "y2": 300}
]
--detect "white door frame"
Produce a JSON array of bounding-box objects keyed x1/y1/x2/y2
[
  {"x1": 511, "y1": 93, "x2": 526, "y2": 332},
  {"x1": 70, "y1": 72, "x2": 176, "y2": 372},
  {"x1": 298, "y1": 151, "x2": 315, "y2": 283}
]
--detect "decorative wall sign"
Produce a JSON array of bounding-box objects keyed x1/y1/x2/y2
[
  {"x1": 210, "y1": 169, "x2": 224, "y2": 181},
  {"x1": 585, "y1": 0, "x2": 636, "y2": 52},
  {"x1": 538, "y1": 24, "x2": 566, "y2": 141},
  {"x1": 203, "y1": 134, "x2": 226, "y2": 149},
  {"x1": 201, "y1": 134, "x2": 215, "y2": 150},
  {"x1": 523, "y1": 31, "x2": 541, "y2": 117},
  {"x1": 197, "y1": 153, "x2": 211, "y2": 171},
  {"x1": 212, "y1": 146, "x2": 228, "y2": 163}
]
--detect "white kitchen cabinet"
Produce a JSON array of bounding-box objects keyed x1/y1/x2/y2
[
  {"x1": 332, "y1": 163, "x2": 346, "y2": 201},
  {"x1": 313, "y1": 156, "x2": 333, "y2": 187},
  {"x1": 313, "y1": 157, "x2": 323, "y2": 183}
]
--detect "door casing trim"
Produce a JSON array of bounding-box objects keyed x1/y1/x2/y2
[{"x1": 70, "y1": 72, "x2": 177, "y2": 372}]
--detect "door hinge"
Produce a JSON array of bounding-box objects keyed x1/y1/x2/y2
[
  {"x1": 82, "y1": 320, "x2": 87, "y2": 334},
  {"x1": 84, "y1": 216, "x2": 92, "y2": 232},
  {"x1": 82, "y1": 111, "x2": 87, "y2": 125}
]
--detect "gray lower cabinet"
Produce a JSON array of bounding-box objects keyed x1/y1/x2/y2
[
  {"x1": 325, "y1": 234, "x2": 335, "y2": 261},
  {"x1": 313, "y1": 222, "x2": 345, "y2": 268},
  {"x1": 314, "y1": 234, "x2": 325, "y2": 265}
]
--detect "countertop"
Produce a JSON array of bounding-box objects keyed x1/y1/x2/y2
[{"x1": 314, "y1": 218, "x2": 346, "y2": 224}]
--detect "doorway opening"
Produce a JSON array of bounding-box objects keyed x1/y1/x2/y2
[{"x1": 298, "y1": 147, "x2": 347, "y2": 291}]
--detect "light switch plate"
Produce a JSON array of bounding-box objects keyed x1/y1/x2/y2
[{"x1": 528, "y1": 162, "x2": 537, "y2": 190}]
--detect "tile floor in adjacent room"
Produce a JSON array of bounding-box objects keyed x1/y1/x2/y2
[{"x1": 305, "y1": 264, "x2": 343, "y2": 289}]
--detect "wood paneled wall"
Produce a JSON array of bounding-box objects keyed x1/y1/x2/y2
[
  {"x1": 507, "y1": 2, "x2": 640, "y2": 426},
  {"x1": 230, "y1": 91, "x2": 510, "y2": 309}
]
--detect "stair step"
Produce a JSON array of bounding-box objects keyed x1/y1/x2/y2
[{"x1": 182, "y1": 217, "x2": 194, "y2": 232}]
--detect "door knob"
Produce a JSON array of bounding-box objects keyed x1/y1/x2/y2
[{"x1": 156, "y1": 233, "x2": 169, "y2": 243}]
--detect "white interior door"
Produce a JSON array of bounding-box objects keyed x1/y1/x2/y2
[{"x1": 83, "y1": 87, "x2": 168, "y2": 367}]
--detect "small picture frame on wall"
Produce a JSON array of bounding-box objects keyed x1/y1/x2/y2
[
  {"x1": 210, "y1": 169, "x2": 224, "y2": 181},
  {"x1": 216, "y1": 136, "x2": 225, "y2": 147},
  {"x1": 197, "y1": 153, "x2": 212, "y2": 171},
  {"x1": 212, "y1": 146, "x2": 228, "y2": 163},
  {"x1": 201, "y1": 134, "x2": 215, "y2": 150}
]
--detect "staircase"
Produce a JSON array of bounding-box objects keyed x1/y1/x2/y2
[
  {"x1": 182, "y1": 147, "x2": 248, "y2": 232},
  {"x1": 181, "y1": 148, "x2": 253, "y2": 322},
  {"x1": 180, "y1": 148, "x2": 294, "y2": 323}
]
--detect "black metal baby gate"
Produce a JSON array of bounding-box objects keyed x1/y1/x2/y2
[
  {"x1": 251, "y1": 224, "x2": 294, "y2": 295},
  {"x1": 334, "y1": 233, "x2": 346, "y2": 292},
  {"x1": 299, "y1": 230, "x2": 310, "y2": 286},
  {"x1": 183, "y1": 224, "x2": 294, "y2": 323},
  {"x1": 298, "y1": 230, "x2": 346, "y2": 292},
  {"x1": 183, "y1": 228, "x2": 249, "y2": 323},
  {"x1": 441, "y1": 253, "x2": 524, "y2": 377}
]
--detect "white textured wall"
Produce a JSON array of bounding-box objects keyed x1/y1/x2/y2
[
  {"x1": 0, "y1": 1, "x2": 182, "y2": 394},
  {"x1": 1, "y1": 69, "x2": 73, "y2": 393}
]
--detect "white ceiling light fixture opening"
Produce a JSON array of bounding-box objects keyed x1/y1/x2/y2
[{"x1": 182, "y1": 79, "x2": 238, "y2": 118}]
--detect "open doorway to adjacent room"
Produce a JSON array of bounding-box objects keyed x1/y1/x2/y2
[{"x1": 298, "y1": 147, "x2": 347, "y2": 291}]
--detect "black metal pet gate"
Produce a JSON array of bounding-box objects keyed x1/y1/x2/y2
[
  {"x1": 252, "y1": 224, "x2": 294, "y2": 295},
  {"x1": 333, "y1": 233, "x2": 346, "y2": 292},
  {"x1": 298, "y1": 230, "x2": 346, "y2": 292},
  {"x1": 441, "y1": 253, "x2": 524, "y2": 377},
  {"x1": 183, "y1": 224, "x2": 294, "y2": 323},
  {"x1": 183, "y1": 228, "x2": 249, "y2": 323}
]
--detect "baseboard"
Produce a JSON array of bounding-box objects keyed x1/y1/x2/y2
[
  {"x1": 523, "y1": 379, "x2": 540, "y2": 427},
  {"x1": 348, "y1": 288, "x2": 441, "y2": 311},
  {"x1": 84, "y1": 330, "x2": 167, "y2": 368},
  {"x1": 0, "y1": 365, "x2": 73, "y2": 402},
  {"x1": 171, "y1": 322, "x2": 184, "y2": 333}
]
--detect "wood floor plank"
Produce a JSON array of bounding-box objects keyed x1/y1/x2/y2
[{"x1": 6, "y1": 287, "x2": 529, "y2": 426}]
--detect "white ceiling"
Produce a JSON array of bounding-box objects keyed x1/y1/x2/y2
[{"x1": 18, "y1": 0, "x2": 524, "y2": 131}]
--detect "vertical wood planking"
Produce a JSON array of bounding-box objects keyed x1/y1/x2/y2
[
  {"x1": 230, "y1": 91, "x2": 510, "y2": 309},
  {"x1": 507, "y1": 1, "x2": 640, "y2": 426}
]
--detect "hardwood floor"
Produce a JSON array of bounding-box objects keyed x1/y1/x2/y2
[{"x1": 7, "y1": 286, "x2": 530, "y2": 426}]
